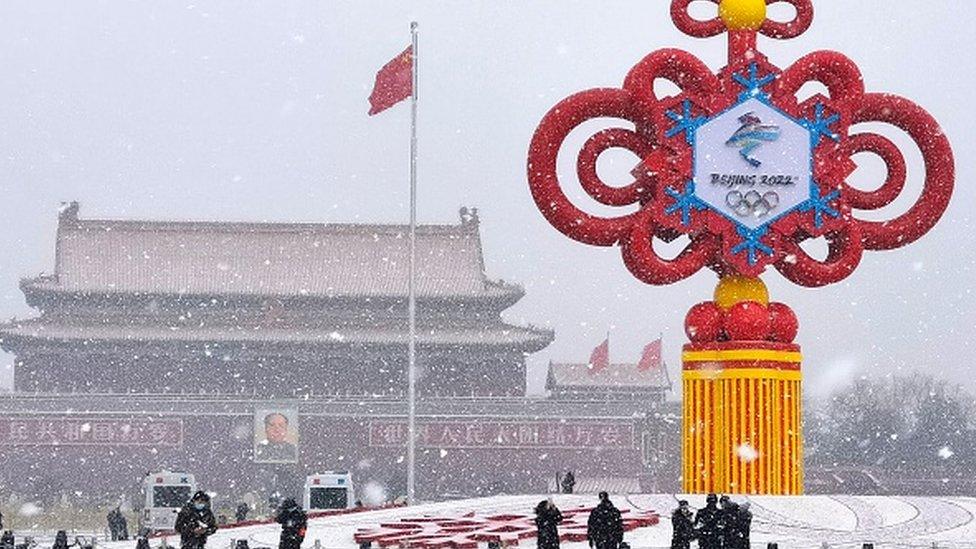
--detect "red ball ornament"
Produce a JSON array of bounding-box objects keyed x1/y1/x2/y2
[
  {"x1": 768, "y1": 302, "x2": 799, "y2": 343},
  {"x1": 685, "y1": 301, "x2": 723, "y2": 342},
  {"x1": 724, "y1": 301, "x2": 771, "y2": 341}
]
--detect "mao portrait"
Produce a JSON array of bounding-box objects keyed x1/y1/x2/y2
[{"x1": 254, "y1": 409, "x2": 299, "y2": 463}]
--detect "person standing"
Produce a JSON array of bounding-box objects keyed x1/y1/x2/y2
[
  {"x1": 275, "y1": 498, "x2": 307, "y2": 549},
  {"x1": 560, "y1": 472, "x2": 575, "y2": 494},
  {"x1": 719, "y1": 496, "x2": 739, "y2": 549},
  {"x1": 586, "y1": 492, "x2": 623, "y2": 549},
  {"x1": 106, "y1": 508, "x2": 119, "y2": 541},
  {"x1": 671, "y1": 500, "x2": 695, "y2": 549},
  {"x1": 694, "y1": 494, "x2": 722, "y2": 549},
  {"x1": 175, "y1": 492, "x2": 218, "y2": 549},
  {"x1": 534, "y1": 499, "x2": 563, "y2": 549},
  {"x1": 736, "y1": 502, "x2": 752, "y2": 549},
  {"x1": 52, "y1": 531, "x2": 74, "y2": 549},
  {"x1": 117, "y1": 510, "x2": 129, "y2": 541},
  {"x1": 235, "y1": 502, "x2": 249, "y2": 523}
]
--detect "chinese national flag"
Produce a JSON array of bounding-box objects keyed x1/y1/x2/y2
[
  {"x1": 368, "y1": 46, "x2": 413, "y2": 115},
  {"x1": 638, "y1": 338, "x2": 662, "y2": 371},
  {"x1": 588, "y1": 338, "x2": 610, "y2": 373}
]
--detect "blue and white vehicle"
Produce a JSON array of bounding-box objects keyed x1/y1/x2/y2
[
  {"x1": 142, "y1": 471, "x2": 196, "y2": 532},
  {"x1": 303, "y1": 472, "x2": 354, "y2": 511}
]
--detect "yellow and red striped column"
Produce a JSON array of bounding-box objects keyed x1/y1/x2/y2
[
  {"x1": 682, "y1": 276, "x2": 803, "y2": 495},
  {"x1": 682, "y1": 342, "x2": 802, "y2": 494}
]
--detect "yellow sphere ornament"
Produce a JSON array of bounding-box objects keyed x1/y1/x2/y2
[
  {"x1": 719, "y1": 0, "x2": 767, "y2": 31},
  {"x1": 714, "y1": 275, "x2": 769, "y2": 310}
]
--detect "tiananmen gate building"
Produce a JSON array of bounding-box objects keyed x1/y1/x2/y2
[{"x1": 0, "y1": 204, "x2": 679, "y2": 505}]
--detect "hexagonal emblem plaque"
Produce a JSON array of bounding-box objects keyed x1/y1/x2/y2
[{"x1": 693, "y1": 98, "x2": 811, "y2": 231}]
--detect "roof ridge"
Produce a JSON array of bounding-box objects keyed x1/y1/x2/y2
[{"x1": 60, "y1": 217, "x2": 473, "y2": 235}]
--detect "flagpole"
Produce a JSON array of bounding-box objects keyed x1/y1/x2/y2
[{"x1": 406, "y1": 20, "x2": 419, "y2": 506}]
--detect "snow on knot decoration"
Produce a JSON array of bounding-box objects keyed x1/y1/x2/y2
[
  {"x1": 527, "y1": 0, "x2": 954, "y2": 287},
  {"x1": 352, "y1": 506, "x2": 660, "y2": 548}
]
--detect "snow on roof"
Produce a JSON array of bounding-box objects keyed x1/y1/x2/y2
[
  {"x1": 36, "y1": 204, "x2": 518, "y2": 300},
  {"x1": 547, "y1": 362, "x2": 670, "y2": 389}
]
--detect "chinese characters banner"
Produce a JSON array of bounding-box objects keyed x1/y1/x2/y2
[
  {"x1": 368, "y1": 421, "x2": 634, "y2": 449},
  {"x1": 0, "y1": 417, "x2": 183, "y2": 447}
]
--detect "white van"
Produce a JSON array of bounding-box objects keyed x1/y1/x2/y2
[
  {"x1": 303, "y1": 472, "x2": 354, "y2": 511},
  {"x1": 142, "y1": 471, "x2": 196, "y2": 531}
]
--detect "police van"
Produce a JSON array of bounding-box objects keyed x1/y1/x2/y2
[
  {"x1": 142, "y1": 471, "x2": 196, "y2": 531},
  {"x1": 303, "y1": 472, "x2": 354, "y2": 511}
]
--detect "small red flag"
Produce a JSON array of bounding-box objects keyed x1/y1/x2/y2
[
  {"x1": 638, "y1": 338, "x2": 662, "y2": 371},
  {"x1": 588, "y1": 338, "x2": 609, "y2": 374},
  {"x1": 368, "y1": 46, "x2": 413, "y2": 116}
]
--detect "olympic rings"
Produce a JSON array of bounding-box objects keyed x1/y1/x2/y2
[{"x1": 725, "y1": 190, "x2": 781, "y2": 219}]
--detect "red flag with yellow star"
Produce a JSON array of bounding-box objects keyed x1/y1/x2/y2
[{"x1": 368, "y1": 46, "x2": 413, "y2": 115}]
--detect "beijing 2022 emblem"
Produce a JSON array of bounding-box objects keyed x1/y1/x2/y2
[{"x1": 527, "y1": 0, "x2": 953, "y2": 285}]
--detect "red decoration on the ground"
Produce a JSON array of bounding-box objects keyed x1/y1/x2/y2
[
  {"x1": 353, "y1": 506, "x2": 660, "y2": 548},
  {"x1": 767, "y1": 302, "x2": 799, "y2": 343},
  {"x1": 725, "y1": 301, "x2": 771, "y2": 341},
  {"x1": 685, "y1": 302, "x2": 724, "y2": 343},
  {"x1": 527, "y1": 0, "x2": 954, "y2": 288}
]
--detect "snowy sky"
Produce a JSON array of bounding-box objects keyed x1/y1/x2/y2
[{"x1": 0, "y1": 1, "x2": 972, "y2": 397}]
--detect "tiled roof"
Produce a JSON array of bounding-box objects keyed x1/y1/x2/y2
[
  {"x1": 546, "y1": 362, "x2": 671, "y2": 389},
  {"x1": 0, "y1": 320, "x2": 552, "y2": 351},
  {"x1": 34, "y1": 205, "x2": 517, "y2": 300}
]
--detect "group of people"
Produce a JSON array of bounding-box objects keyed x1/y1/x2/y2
[
  {"x1": 106, "y1": 507, "x2": 129, "y2": 541},
  {"x1": 534, "y1": 491, "x2": 626, "y2": 549},
  {"x1": 1, "y1": 531, "x2": 86, "y2": 549},
  {"x1": 671, "y1": 494, "x2": 752, "y2": 549},
  {"x1": 174, "y1": 491, "x2": 306, "y2": 549}
]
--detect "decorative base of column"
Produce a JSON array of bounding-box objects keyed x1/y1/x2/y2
[{"x1": 682, "y1": 341, "x2": 803, "y2": 495}]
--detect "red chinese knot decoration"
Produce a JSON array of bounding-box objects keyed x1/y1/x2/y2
[{"x1": 527, "y1": 0, "x2": 954, "y2": 288}]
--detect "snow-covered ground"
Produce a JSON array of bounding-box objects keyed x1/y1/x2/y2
[{"x1": 98, "y1": 494, "x2": 976, "y2": 549}]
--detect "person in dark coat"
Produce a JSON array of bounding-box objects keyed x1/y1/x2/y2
[
  {"x1": 117, "y1": 510, "x2": 129, "y2": 541},
  {"x1": 719, "y1": 496, "x2": 739, "y2": 549},
  {"x1": 671, "y1": 500, "x2": 695, "y2": 549},
  {"x1": 736, "y1": 502, "x2": 752, "y2": 549},
  {"x1": 694, "y1": 494, "x2": 722, "y2": 549},
  {"x1": 560, "y1": 472, "x2": 575, "y2": 494},
  {"x1": 534, "y1": 499, "x2": 563, "y2": 549},
  {"x1": 175, "y1": 491, "x2": 218, "y2": 549},
  {"x1": 234, "y1": 503, "x2": 249, "y2": 523},
  {"x1": 275, "y1": 498, "x2": 307, "y2": 549},
  {"x1": 587, "y1": 492, "x2": 623, "y2": 549},
  {"x1": 52, "y1": 531, "x2": 73, "y2": 549},
  {"x1": 106, "y1": 509, "x2": 118, "y2": 541},
  {"x1": 107, "y1": 507, "x2": 128, "y2": 541}
]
